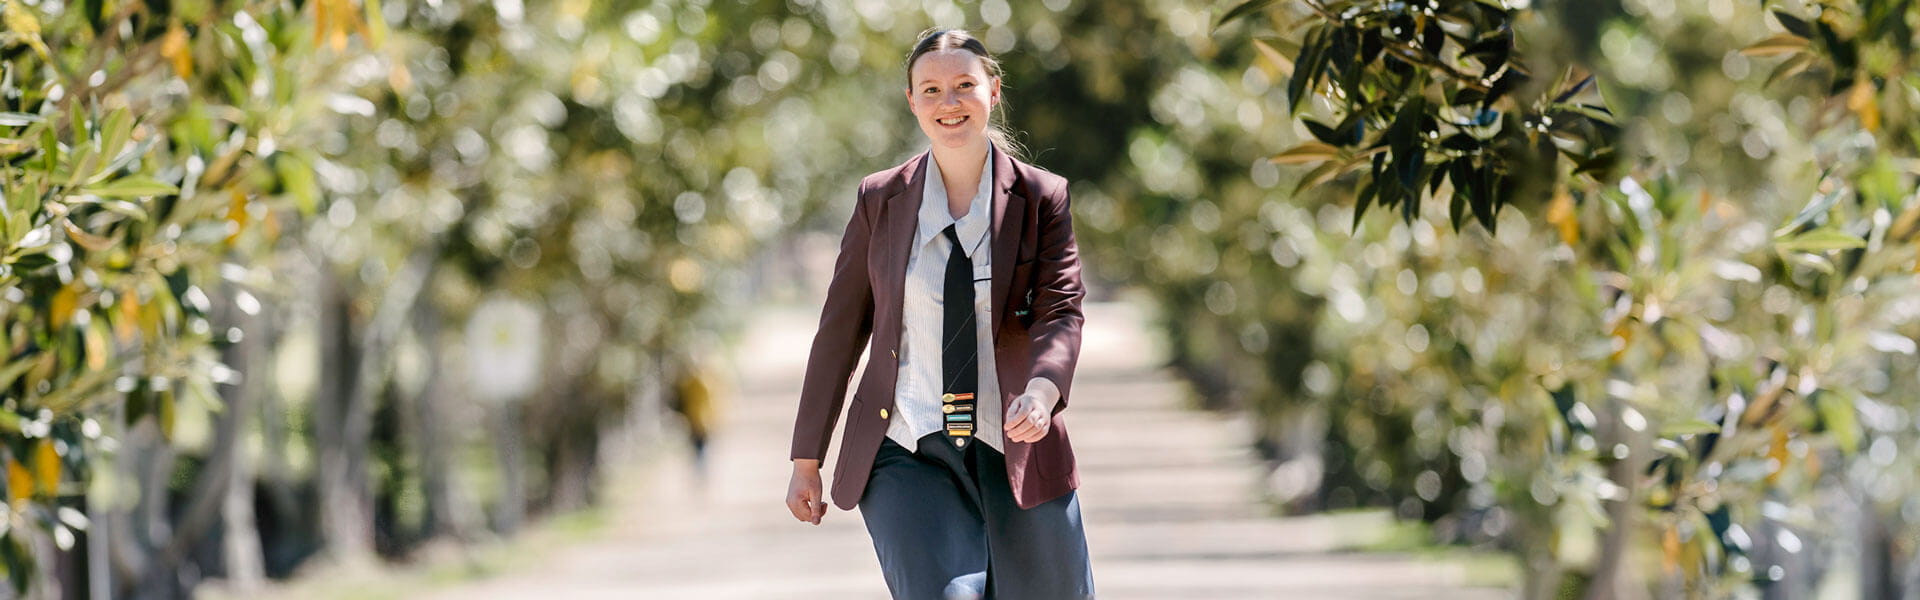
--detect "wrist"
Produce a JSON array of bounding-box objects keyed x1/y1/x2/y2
[
  {"x1": 793, "y1": 458, "x2": 821, "y2": 471},
  {"x1": 1024, "y1": 377, "x2": 1061, "y2": 412}
]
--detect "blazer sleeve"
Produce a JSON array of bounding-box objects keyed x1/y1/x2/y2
[
  {"x1": 790, "y1": 182, "x2": 877, "y2": 461},
  {"x1": 1026, "y1": 179, "x2": 1086, "y2": 415}
]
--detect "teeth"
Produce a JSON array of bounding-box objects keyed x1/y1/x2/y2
[{"x1": 937, "y1": 116, "x2": 966, "y2": 126}]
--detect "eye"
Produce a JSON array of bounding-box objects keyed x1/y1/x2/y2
[
  {"x1": 958, "y1": 82, "x2": 974, "y2": 89},
  {"x1": 923, "y1": 87, "x2": 938, "y2": 94}
]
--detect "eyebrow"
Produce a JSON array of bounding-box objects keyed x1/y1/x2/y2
[{"x1": 915, "y1": 75, "x2": 979, "y2": 87}]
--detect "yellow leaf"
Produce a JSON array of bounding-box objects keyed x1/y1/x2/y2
[
  {"x1": 1546, "y1": 186, "x2": 1579, "y2": 245},
  {"x1": 1661, "y1": 525, "x2": 1680, "y2": 575},
  {"x1": 327, "y1": 0, "x2": 351, "y2": 51},
  {"x1": 225, "y1": 188, "x2": 249, "y2": 245},
  {"x1": 82, "y1": 317, "x2": 108, "y2": 370},
  {"x1": 6, "y1": 458, "x2": 30, "y2": 509},
  {"x1": 1252, "y1": 39, "x2": 1294, "y2": 77},
  {"x1": 1740, "y1": 33, "x2": 1809, "y2": 57},
  {"x1": 1269, "y1": 141, "x2": 1341, "y2": 165},
  {"x1": 115, "y1": 286, "x2": 140, "y2": 344},
  {"x1": 2, "y1": 0, "x2": 39, "y2": 35},
  {"x1": 1765, "y1": 425, "x2": 1789, "y2": 485},
  {"x1": 1848, "y1": 79, "x2": 1879, "y2": 133},
  {"x1": 313, "y1": 0, "x2": 330, "y2": 48},
  {"x1": 50, "y1": 282, "x2": 79, "y2": 330},
  {"x1": 160, "y1": 21, "x2": 193, "y2": 79},
  {"x1": 30, "y1": 439, "x2": 57, "y2": 499},
  {"x1": 62, "y1": 218, "x2": 114, "y2": 252},
  {"x1": 2, "y1": 1, "x2": 48, "y2": 59}
]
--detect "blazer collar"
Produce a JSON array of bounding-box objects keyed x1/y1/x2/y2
[{"x1": 879, "y1": 144, "x2": 1025, "y2": 331}]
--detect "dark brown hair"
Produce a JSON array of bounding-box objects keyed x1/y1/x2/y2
[{"x1": 906, "y1": 29, "x2": 1025, "y2": 160}]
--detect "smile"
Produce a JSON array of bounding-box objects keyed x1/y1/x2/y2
[{"x1": 936, "y1": 115, "x2": 969, "y2": 127}]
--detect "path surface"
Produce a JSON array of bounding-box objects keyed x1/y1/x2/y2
[{"x1": 425, "y1": 301, "x2": 1513, "y2": 599}]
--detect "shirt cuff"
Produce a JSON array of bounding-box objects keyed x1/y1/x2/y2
[{"x1": 1024, "y1": 377, "x2": 1061, "y2": 414}]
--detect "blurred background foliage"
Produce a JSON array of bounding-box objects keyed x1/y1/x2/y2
[
  {"x1": 0, "y1": 0, "x2": 1914, "y2": 597},
  {"x1": 1208, "y1": 0, "x2": 1920, "y2": 597}
]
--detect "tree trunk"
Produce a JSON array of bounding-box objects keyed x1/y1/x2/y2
[
  {"x1": 315, "y1": 269, "x2": 374, "y2": 561},
  {"x1": 410, "y1": 301, "x2": 477, "y2": 541},
  {"x1": 492, "y1": 402, "x2": 525, "y2": 535},
  {"x1": 220, "y1": 290, "x2": 269, "y2": 589}
]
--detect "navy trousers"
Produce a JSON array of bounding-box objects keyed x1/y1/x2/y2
[{"x1": 858, "y1": 433, "x2": 1095, "y2": 600}]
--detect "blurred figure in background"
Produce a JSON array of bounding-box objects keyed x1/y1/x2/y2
[{"x1": 670, "y1": 356, "x2": 725, "y2": 486}]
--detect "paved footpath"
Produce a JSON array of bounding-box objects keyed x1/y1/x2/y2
[{"x1": 426, "y1": 301, "x2": 1513, "y2": 599}]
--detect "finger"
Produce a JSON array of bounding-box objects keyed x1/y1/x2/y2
[
  {"x1": 1019, "y1": 414, "x2": 1050, "y2": 443},
  {"x1": 1004, "y1": 397, "x2": 1034, "y2": 430},
  {"x1": 1007, "y1": 417, "x2": 1037, "y2": 440},
  {"x1": 1013, "y1": 426, "x2": 1039, "y2": 443},
  {"x1": 810, "y1": 500, "x2": 827, "y2": 524},
  {"x1": 789, "y1": 497, "x2": 808, "y2": 521}
]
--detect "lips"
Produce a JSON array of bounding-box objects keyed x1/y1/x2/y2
[{"x1": 935, "y1": 115, "x2": 969, "y2": 128}]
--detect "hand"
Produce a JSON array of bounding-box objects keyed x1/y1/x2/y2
[
  {"x1": 1004, "y1": 391, "x2": 1053, "y2": 443},
  {"x1": 786, "y1": 459, "x2": 827, "y2": 525}
]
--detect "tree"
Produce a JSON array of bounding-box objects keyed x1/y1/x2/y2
[{"x1": 1218, "y1": 0, "x2": 1920, "y2": 596}]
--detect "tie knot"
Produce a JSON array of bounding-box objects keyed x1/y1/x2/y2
[{"x1": 942, "y1": 224, "x2": 964, "y2": 248}]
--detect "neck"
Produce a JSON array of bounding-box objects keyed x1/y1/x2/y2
[{"x1": 929, "y1": 138, "x2": 991, "y2": 188}]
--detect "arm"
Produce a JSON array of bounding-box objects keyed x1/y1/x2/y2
[
  {"x1": 1026, "y1": 180, "x2": 1085, "y2": 415},
  {"x1": 789, "y1": 184, "x2": 877, "y2": 461},
  {"x1": 1005, "y1": 181, "x2": 1085, "y2": 443}
]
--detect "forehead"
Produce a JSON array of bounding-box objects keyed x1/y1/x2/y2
[{"x1": 911, "y1": 49, "x2": 989, "y2": 83}]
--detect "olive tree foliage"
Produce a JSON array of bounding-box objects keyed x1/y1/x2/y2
[
  {"x1": 260, "y1": 0, "x2": 944, "y2": 569},
  {"x1": 0, "y1": 0, "x2": 363, "y2": 594},
  {"x1": 1216, "y1": 0, "x2": 1920, "y2": 596}
]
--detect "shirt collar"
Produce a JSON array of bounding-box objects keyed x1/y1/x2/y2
[{"x1": 918, "y1": 145, "x2": 994, "y2": 258}]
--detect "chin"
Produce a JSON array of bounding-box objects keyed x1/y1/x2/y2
[{"x1": 930, "y1": 130, "x2": 987, "y2": 148}]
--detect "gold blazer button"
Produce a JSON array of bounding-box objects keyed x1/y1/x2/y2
[{"x1": 879, "y1": 408, "x2": 889, "y2": 419}]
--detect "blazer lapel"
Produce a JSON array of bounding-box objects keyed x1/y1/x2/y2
[
  {"x1": 989, "y1": 145, "x2": 1024, "y2": 333},
  {"x1": 878, "y1": 152, "x2": 928, "y2": 328}
]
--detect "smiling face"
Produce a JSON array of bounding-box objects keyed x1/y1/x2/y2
[{"x1": 906, "y1": 49, "x2": 1000, "y2": 150}]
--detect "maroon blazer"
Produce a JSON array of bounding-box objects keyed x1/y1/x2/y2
[{"x1": 790, "y1": 145, "x2": 1086, "y2": 511}]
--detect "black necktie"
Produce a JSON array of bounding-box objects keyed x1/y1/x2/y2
[{"x1": 940, "y1": 225, "x2": 977, "y2": 448}]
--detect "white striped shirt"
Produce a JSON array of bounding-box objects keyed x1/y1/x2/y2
[{"x1": 886, "y1": 145, "x2": 1005, "y2": 452}]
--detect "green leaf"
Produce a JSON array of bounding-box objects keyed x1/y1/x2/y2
[
  {"x1": 1269, "y1": 141, "x2": 1341, "y2": 165},
  {"x1": 1775, "y1": 227, "x2": 1865, "y2": 253},
  {"x1": 1777, "y1": 184, "x2": 1841, "y2": 235},
  {"x1": 1740, "y1": 33, "x2": 1810, "y2": 57},
  {"x1": 1287, "y1": 26, "x2": 1329, "y2": 114},
  {"x1": 1772, "y1": 10, "x2": 1812, "y2": 38},
  {"x1": 1215, "y1": 0, "x2": 1280, "y2": 30},
  {"x1": 95, "y1": 108, "x2": 133, "y2": 167},
  {"x1": 0, "y1": 113, "x2": 41, "y2": 127},
  {"x1": 78, "y1": 176, "x2": 178, "y2": 198},
  {"x1": 1659, "y1": 419, "x2": 1720, "y2": 437},
  {"x1": 1814, "y1": 389, "x2": 1859, "y2": 455}
]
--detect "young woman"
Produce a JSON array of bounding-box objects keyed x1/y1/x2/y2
[{"x1": 784, "y1": 29, "x2": 1094, "y2": 600}]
